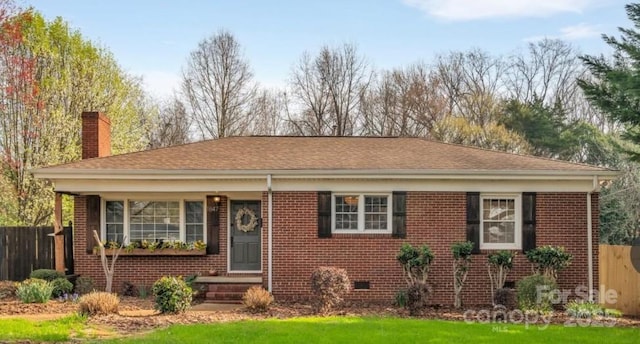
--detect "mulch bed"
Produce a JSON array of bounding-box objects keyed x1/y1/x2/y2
[{"x1": 1, "y1": 296, "x2": 639, "y2": 336}]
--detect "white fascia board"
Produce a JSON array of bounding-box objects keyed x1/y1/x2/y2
[{"x1": 53, "y1": 176, "x2": 598, "y2": 194}]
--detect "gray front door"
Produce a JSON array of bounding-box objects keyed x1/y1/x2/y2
[{"x1": 230, "y1": 200, "x2": 261, "y2": 271}]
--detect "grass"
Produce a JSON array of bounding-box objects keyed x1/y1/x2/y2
[
  {"x1": 0, "y1": 314, "x2": 87, "y2": 342},
  {"x1": 103, "y1": 316, "x2": 639, "y2": 344}
]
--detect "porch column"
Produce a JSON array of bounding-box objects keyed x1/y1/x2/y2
[{"x1": 54, "y1": 192, "x2": 65, "y2": 273}]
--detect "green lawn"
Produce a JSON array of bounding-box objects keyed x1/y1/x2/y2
[
  {"x1": 0, "y1": 314, "x2": 87, "y2": 342},
  {"x1": 0, "y1": 315, "x2": 636, "y2": 343},
  {"x1": 103, "y1": 316, "x2": 639, "y2": 344}
]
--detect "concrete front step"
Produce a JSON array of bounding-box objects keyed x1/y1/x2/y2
[{"x1": 202, "y1": 299, "x2": 244, "y2": 304}]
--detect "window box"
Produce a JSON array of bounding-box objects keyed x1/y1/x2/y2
[{"x1": 93, "y1": 248, "x2": 206, "y2": 256}]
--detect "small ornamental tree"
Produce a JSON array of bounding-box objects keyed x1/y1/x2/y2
[
  {"x1": 451, "y1": 241, "x2": 474, "y2": 309},
  {"x1": 396, "y1": 243, "x2": 435, "y2": 315},
  {"x1": 525, "y1": 245, "x2": 572, "y2": 282},
  {"x1": 487, "y1": 250, "x2": 516, "y2": 305},
  {"x1": 92, "y1": 230, "x2": 124, "y2": 293}
]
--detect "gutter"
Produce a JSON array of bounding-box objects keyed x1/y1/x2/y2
[
  {"x1": 267, "y1": 174, "x2": 273, "y2": 293},
  {"x1": 32, "y1": 167, "x2": 621, "y2": 179}
]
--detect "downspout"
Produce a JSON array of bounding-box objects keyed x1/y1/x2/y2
[
  {"x1": 587, "y1": 176, "x2": 596, "y2": 301},
  {"x1": 267, "y1": 174, "x2": 273, "y2": 293}
]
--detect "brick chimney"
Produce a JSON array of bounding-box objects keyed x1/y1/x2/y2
[{"x1": 81, "y1": 111, "x2": 111, "y2": 159}]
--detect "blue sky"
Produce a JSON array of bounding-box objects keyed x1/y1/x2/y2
[{"x1": 24, "y1": 0, "x2": 629, "y2": 99}]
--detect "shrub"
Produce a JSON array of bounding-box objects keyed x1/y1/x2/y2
[
  {"x1": 397, "y1": 243, "x2": 435, "y2": 315},
  {"x1": 310, "y1": 266, "x2": 351, "y2": 314},
  {"x1": 121, "y1": 281, "x2": 136, "y2": 297},
  {"x1": 78, "y1": 291, "x2": 120, "y2": 316},
  {"x1": 397, "y1": 243, "x2": 435, "y2": 284},
  {"x1": 525, "y1": 245, "x2": 572, "y2": 281},
  {"x1": 51, "y1": 278, "x2": 74, "y2": 298},
  {"x1": 565, "y1": 300, "x2": 622, "y2": 319},
  {"x1": 394, "y1": 289, "x2": 407, "y2": 308},
  {"x1": 15, "y1": 278, "x2": 53, "y2": 303},
  {"x1": 406, "y1": 283, "x2": 431, "y2": 315},
  {"x1": 0, "y1": 281, "x2": 17, "y2": 299},
  {"x1": 152, "y1": 276, "x2": 193, "y2": 314},
  {"x1": 516, "y1": 274, "x2": 557, "y2": 313},
  {"x1": 494, "y1": 288, "x2": 517, "y2": 310},
  {"x1": 30, "y1": 269, "x2": 64, "y2": 282},
  {"x1": 74, "y1": 276, "x2": 95, "y2": 295},
  {"x1": 242, "y1": 286, "x2": 274, "y2": 312}
]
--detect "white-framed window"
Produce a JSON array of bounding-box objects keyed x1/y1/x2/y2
[
  {"x1": 480, "y1": 194, "x2": 521, "y2": 250},
  {"x1": 332, "y1": 193, "x2": 392, "y2": 234},
  {"x1": 102, "y1": 198, "x2": 205, "y2": 244}
]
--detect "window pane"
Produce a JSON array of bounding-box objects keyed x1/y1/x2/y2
[
  {"x1": 364, "y1": 196, "x2": 388, "y2": 230},
  {"x1": 335, "y1": 214, "x2": 358, "y2": 230},
  {"x1": 128, "y1": 200, "x2": 180, "y2": 242},
  {"x1": 185, "y1": 201, "x2": 204, "y2": 243},
  {"x1": 334, "y1": 196, "x2": 359, "y2": 230},
  {"x1": 186, "y1": 224, "x2": 203, "y2": 243},
  {"x1": 105, "y1": 201, "x2": 124, "y2": 243},
  {"x1": 482, "y1": 196, "x2": 516, "y2": 245}
]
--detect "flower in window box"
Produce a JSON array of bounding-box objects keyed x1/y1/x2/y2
[{"x1": 192, "y1": 240, "x2": 207, "y2": 251}]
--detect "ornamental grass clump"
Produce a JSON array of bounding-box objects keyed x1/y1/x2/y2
[
  {"x1": 16, "y1": 278, "x2": 54, "y2": 303},
  {"x1": 242, "y1": 286, "x2": 274, "y2": 312},
  {"x1": 78, "y1": 291, "x2": 120, "y2": 316},
  {"x1": 310, "y1": 267, "x2": 351, "y2": 315},
  {"x1": 152, "y1": 276, "x2": 192, "y2": 314}
]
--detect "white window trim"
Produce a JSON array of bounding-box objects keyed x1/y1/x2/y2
[
  {"x1": 101, "y1": 197, "x2": 207, "y2": 244},
  {"x1": 331, "y1": 193, "x2": 392, "y2": 234},
  {"x1": 479, "y1": 193, "x2": 522, "y2": 250}
]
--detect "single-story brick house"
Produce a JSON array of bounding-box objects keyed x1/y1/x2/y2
[{"x1": 33, "y1": 112, "x2": 617, "y2": 305}]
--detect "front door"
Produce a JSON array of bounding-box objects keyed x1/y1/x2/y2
[{"x1": 230, "y1": 200, "x2": 261, "y2": 271}]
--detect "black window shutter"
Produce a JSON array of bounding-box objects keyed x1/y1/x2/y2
[
  {"x1": 466, "y1": 192, "x2": 480, "y2": 254},
  {"x1": 522, "y1": 192, "x2": 536, "y2": 253},
  {"x1": 317, "y1": 191, "x2": 332, "y2": 238},
  {"x1": 392, "y1": 192, "x2": 407, "y2": 238},
  {"x1": 206, "y1": 196, "x2": 220, "y2": 254},
  {"x1": 86, "y1": 195, "x2": 101, "y2": 254}
]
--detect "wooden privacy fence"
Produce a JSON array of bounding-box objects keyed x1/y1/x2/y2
[
  {"x1": 0, "y1": 226, "x2": 73, "y2": 281},
  {"x1": 599, "y1": 244, "x2": 640, "y2": 316}
]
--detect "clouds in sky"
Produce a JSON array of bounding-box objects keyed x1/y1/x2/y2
[
  {"x1": 525, "y1": 23, "x2": 602, "y2": 42},
  {"x1": 403, "y1": 0, "x2": 596, "y2": 21}
]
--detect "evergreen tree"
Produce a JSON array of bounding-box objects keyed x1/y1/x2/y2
[{"x1": 578, "y1": 2, "x2": 640, "y2": 160}]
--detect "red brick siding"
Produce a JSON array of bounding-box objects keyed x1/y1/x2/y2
[
  {"x1": 74, "y1": 195, "x2": 236, "y2": 291},
  {"x1": 81, "y1": 112, "x2": 111, "y2": 159},
  {"x1": 73, "y1": 191, "x2": 598, "y2": 305},
  {"x1": 269, "y1": 191, "x2": 598, "y2": 305}
]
